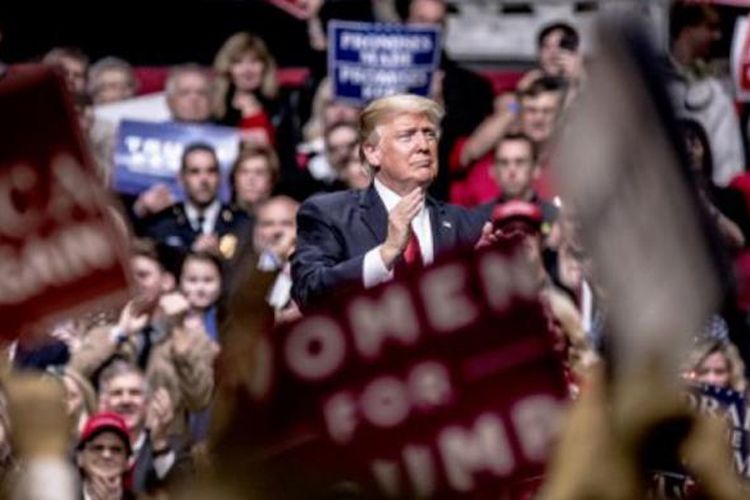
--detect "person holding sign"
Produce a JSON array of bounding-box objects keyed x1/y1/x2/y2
[{"x1": 291, "y1": 94, "x2": 486, "y2": 309}]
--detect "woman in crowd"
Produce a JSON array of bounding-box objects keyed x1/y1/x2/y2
[
  {"x1": 229, "y1": 145, "x2": 279, "y2": 217},
  {"x1": 212, "y1": 32, "x2": 280, "y2": 147},
  {"x1": 686, "y1": 339, "x2": 746, "y2": 392}
]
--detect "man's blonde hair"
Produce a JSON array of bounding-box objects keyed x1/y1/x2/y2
[{"x1": 359, "y1": 94, "x2": 444, "y2": 172}]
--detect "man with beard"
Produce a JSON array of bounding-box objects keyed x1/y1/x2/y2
[
  {"x1": 97, "y1": 361, "x2": 193, "y2": 495},
  {"x1": 143, "y1": 143, "x2": 250, "y2": 260}
]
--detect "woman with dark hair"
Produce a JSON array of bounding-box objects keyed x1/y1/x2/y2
[
  {"x1": 679, "y1": 118, "x2": 750, "y2": 250},
  {"x1": 229, "y1": 145, "x2": 279, "y2": 217}
]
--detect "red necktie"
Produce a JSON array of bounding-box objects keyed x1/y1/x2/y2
[{"x1": 395, "y1": 231, "x2": 423, "y2": 278}]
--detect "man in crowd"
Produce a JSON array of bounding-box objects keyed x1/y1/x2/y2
[
  {"x1": 489, "y1": 132, "x2": 557, "y2": 229},
  {"x1": 254, "y1": 196, "x2": 301, "y2": 321},
  {"x1": 292, "y1": 94, "x2": 486, "y2": 309},
  {"x1": 307, "y1": 120, "x2": 360, "y2": 189},
  {"x1": 76, "y1": 412, "x2": 132, "y2": 499},
  {"x1": 518, "y1": 22, "x2": 584, "y2": 90},
  {"x1": 143, "y1": 143, "x2": 250, "y2": 259},
  {"x1": 70, "y1": 239, "x2": 217, "y2": 427},
  {"x1": 42, "y1": 46, "x2": 88, "y2": 97},
  {"x1": 165, "y1": 64, "x2": 213, "y2": 123},
  {"x1": 87, "y1": 56, "x2": 138, "y2": 105},
  {"x1": 666, "y1": 1, "x2": 744, "y2": 187},
  {"x1": 98, "y1": 361, "x2": 192, "y2": 494}
]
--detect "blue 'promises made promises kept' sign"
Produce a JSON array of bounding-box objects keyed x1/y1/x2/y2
[{"x1": 329, "y1": 21, "x2": 442, "y2": 105}]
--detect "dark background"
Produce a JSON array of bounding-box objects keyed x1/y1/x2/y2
[
  {"x1": 0, "y1": 2, "x2": 747, "y2": 69},
  {"x1": 0, "y1": 1, "x2": 333, "y2": 67}
]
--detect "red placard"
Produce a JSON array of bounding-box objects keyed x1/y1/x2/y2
[
  {"x1": 0, "y1": 67, "x2": 130, "y2": 339},
  {"x1": 265, "y1": 0, "x2": 311, "y2": 19},
  {"x1": 243, "y1": 242, "x2": 569, "y2": 498}
]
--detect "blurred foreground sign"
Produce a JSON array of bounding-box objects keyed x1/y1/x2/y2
[
  {"x1": 0, "y1": 67, "x2": 129, "y2": 339},
  {"x1": 555, "y1": 17, "x2": 720, "y2": 381},
  {"x1": 237, "y1": 243, "x2": 568, "y2": 498}
]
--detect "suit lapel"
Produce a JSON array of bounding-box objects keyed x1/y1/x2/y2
[
  {"x1": 359, "y1": 185, "x2": 388, "y2": 244},
  {"x1": 428, "y1": 197, "x2": 457, "y2": 255}
]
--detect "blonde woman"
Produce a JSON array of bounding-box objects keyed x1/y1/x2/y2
[{"x1": 212, "y1": 32, "x2": 279, "y2": 147}]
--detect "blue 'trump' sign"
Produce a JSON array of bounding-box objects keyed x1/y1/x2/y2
[
  {"x1": 113, "y1": 120, "x2": 240, "y2": 200},
  {"x1": 329, "y1": 21, "x2": 442, "y2": 105}
]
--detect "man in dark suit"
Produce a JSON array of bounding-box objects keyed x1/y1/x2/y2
[
  {"x1": 291, "y1": 94, "x2": 487, "y2": 310},
  {"x1": 144, "y1": 143, "x2": 250, "y2": 262}
]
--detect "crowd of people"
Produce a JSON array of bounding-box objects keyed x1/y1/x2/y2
[{"x1": 2, "y1": 0, "x2": 750, "y2": 497}]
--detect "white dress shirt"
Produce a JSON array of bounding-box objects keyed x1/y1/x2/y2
[
  {"x1": 363, "y1": 179, "x2": 434, "y2": 288},
  {"x1": 184, "y1": 199, "x2": 221, "y2": 235}
]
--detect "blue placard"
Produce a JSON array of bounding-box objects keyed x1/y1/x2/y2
[
  {"x1": 113, "y1": 120, "x2": 240, "y2": 200},
  {"x1": 328, "y1": 21, "x2": 442, "y2": 105},
  {"x1": 687, "y1": 384, "x2": 750, "y2": 479}
]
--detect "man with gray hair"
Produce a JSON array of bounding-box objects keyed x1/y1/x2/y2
[
  {"x1": 165, "y1": 63, "x2": 213, "y2": 123},
  {"x1": 291, "y1": 93, "x2": 486, "y2": 310},
  {"x1": 88, "y1": 56, "x2": 137, "y2": 104}
]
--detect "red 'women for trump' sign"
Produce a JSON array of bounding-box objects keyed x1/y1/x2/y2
[
  {"x1": 245, "y1": 242, "x2": 569, "y2": 498},
  {"x1": 0, "y1": 67, "x2": 130, "y2": 339}
]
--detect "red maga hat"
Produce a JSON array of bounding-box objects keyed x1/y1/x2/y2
[
  {"x1": 491, "y1": 200, "x2": 543, "y2": 235},
  {"x1": 78, "y1": 412, "x2": 131, "y2": 455}
]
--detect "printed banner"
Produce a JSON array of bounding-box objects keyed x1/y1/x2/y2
[
  {"x1": 243, "y1": 242, "x2": 569, "y2": 498},
  {"x1": 113, "y1": 120, "x2": 240, "y2": 200},
  {"x1": 329, "y1": 21, "x2": 442, "y2": 105},
  {"x1": 0, "y1": 66, "x2": 130, "y2": 339}
]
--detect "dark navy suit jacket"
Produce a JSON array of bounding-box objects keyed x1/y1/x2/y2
[{"x1": 291, "y1": 185, "x2": 486, "y2": 310}]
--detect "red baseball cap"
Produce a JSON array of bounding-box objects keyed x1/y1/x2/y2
[
  {"x1": 491, "y1": 200, "x2": 543, "y2": 236},
  {"x1": 78, "y1": 412, "x2": 131, "y2": 455}
]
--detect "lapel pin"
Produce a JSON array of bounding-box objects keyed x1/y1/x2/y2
[{"x1": 442, "y1": 221, "x2": 452, "y2": 229}]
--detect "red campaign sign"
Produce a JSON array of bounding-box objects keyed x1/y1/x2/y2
[
  {"x1": 248, "y1": 243, "x2": 569, "y2": 498},
  {"x1": 741, "y1": 25, "x2": 750, "y2": 93},
  {"x1": 0, "y1": 67, "x2": 130, "y2": 339},
  {"x1": 265, "y1": 0, "x2": 311, "y2": 19}
]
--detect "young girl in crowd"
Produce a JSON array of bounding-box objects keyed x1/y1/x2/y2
[{"x1": 178, "y1": 251, "x2": 223, "y2": 343}]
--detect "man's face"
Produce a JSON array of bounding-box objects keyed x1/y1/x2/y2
[
  {"x1": 253, "y1": 200, "x2": 298, "y2": 254},
  {"x1": 58, "y1": 56, "x2": 87, "y2": 95},
  {"x1": 408, "y1": 0, "x2": 446, "y2": 25},
  {"x1": 325, "y1": 125, "x2": 359, "y2": 172},
  {"x1": 181, "y1": 150, "x2": 220, "y2": 207},
  {"x1": 494, "y1": 139, "x2": 537, "y2": 200},
  {"x1": 365, "y1": 112, "x2": 439, "y2": 195},
  {"x1": 168, "y1": 72, "x2": 211, "y2": 123},
  {"x1": 131, "y1": 255, "x2": 167, "y2": 300},
  {"x1": 323, "y1": 101, "x2": 360, "y2": 128},
  {"x1": 180, "y1": 258, "x2": 221, "y2": 310},
  {"x1": 99, "y1": 373, "x2": 147, "y2": 434},
  {"x1": 539, "y1": 30, "x2": 564, "y2": 76},
  {"x1": 234, "y1": 156, "x2": 273, "y2": 207},
  {"x1": 521, "y1": 92, "x2": 561, "y2": 144},
  {"x1": 92, "y1": 68, "x2": 134, "y2": 104},
  {"x1": 77, "y1": 432, "x2": 129, "y2": 479}
]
